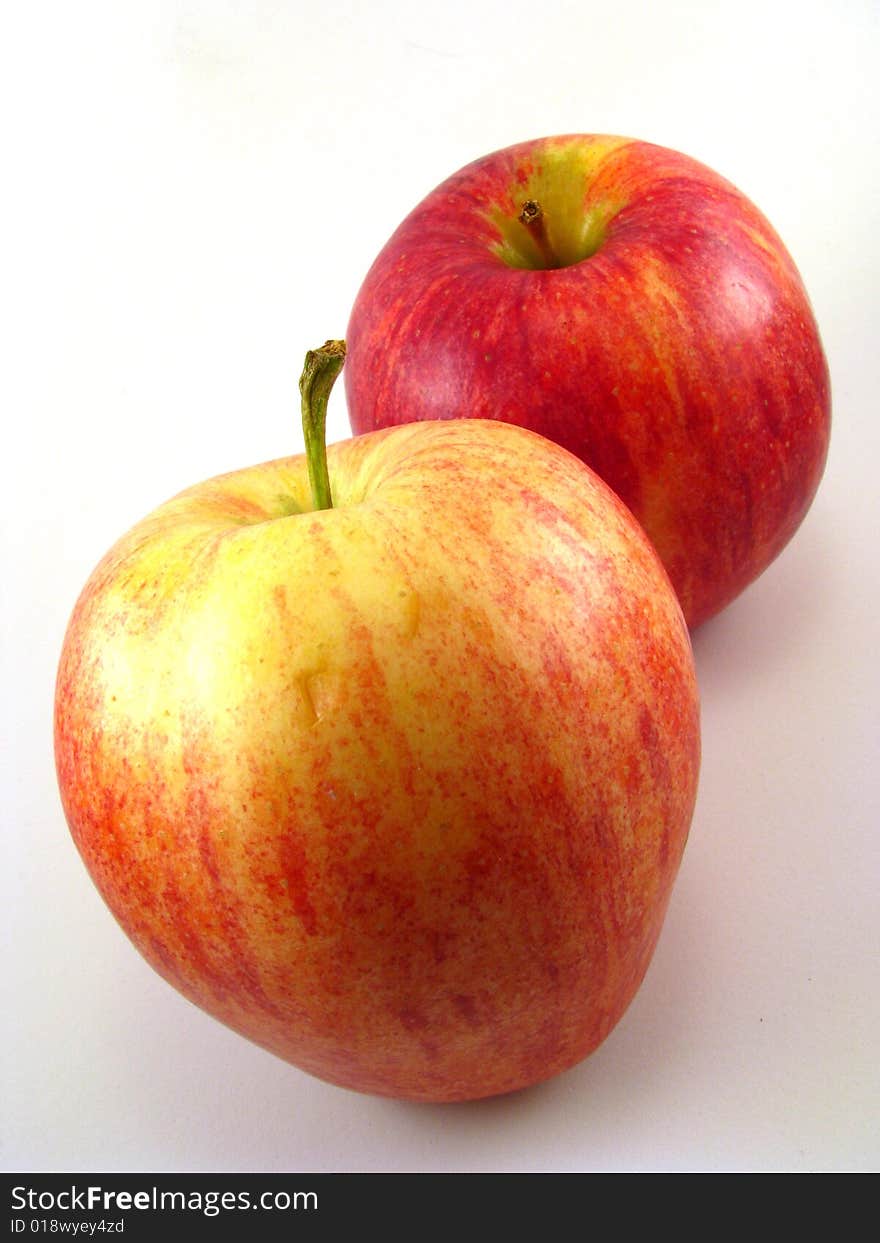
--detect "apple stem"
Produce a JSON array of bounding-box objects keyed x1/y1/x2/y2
[
  {"x1": 519, "y1": 200, "x2": 559, "y2": 268},
  {"x1": 299, "y1": 339, "x2": 346, "y2": 511}
]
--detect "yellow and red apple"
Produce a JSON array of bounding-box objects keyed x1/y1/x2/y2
[
  {"x1": 55, "y1": 344, "x2": 700, "y2": 1102},
  {"x1": 344, "y1": 134, "x2": 831, "y2": 627}
]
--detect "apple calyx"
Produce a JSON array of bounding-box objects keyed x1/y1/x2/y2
[
  {"x1": 299, "y1": 338, "x2": 346, "y2": 511},
  {"x1": 518, "y1": 200, "x2": 560, "y2": 269}
]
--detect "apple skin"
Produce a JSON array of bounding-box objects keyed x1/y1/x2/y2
[
  {"x1": 55, "y1": 418, "x2": 699, "y2": 1102},
  {"x1": 344, "y1": 134, "x2": 831, "y2": 628}
]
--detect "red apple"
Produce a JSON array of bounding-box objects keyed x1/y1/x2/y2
[
  {"x1": 54, "y1": 344, "x2": 700, "y2": 1102},
  {"x1": 344, "y1": 134, "x2": 831, "y2": 628}
]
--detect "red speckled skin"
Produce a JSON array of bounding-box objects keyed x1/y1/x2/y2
[
  {"x1": 55, "y1": 419, "x2": 699, "y2": 1101},
  {"x1": 344, "y1": 135, "x2": 831, "y2": 628}
]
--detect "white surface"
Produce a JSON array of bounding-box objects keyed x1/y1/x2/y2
[{"x1": 3, "y1": 0, "x2": 878, "y2": 1173}]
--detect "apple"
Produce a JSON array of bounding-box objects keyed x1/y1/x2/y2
[
  {"x1": 344, "y1": 134, "x2": 831, "y2": 628},
  {"x1": 54, "y1": 342, "x2": 700, "y2": 1103}
]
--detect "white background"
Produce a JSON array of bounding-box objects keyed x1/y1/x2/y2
[{"x1": 3, "y1": 0, "x2": 878, "y2": 1174}]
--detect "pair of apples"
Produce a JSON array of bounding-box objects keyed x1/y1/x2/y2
[{"x1": 55, "y1": 135, "x2": 830, "y2": 1103}]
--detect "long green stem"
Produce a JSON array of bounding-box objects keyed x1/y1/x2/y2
[{"x1": 299, "y1": 339, "x2": 346, "y2": 511}]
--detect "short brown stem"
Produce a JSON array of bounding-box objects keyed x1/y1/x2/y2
[{"x1": 518, "y1": 200, "x2": 559, "y2": 268}]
